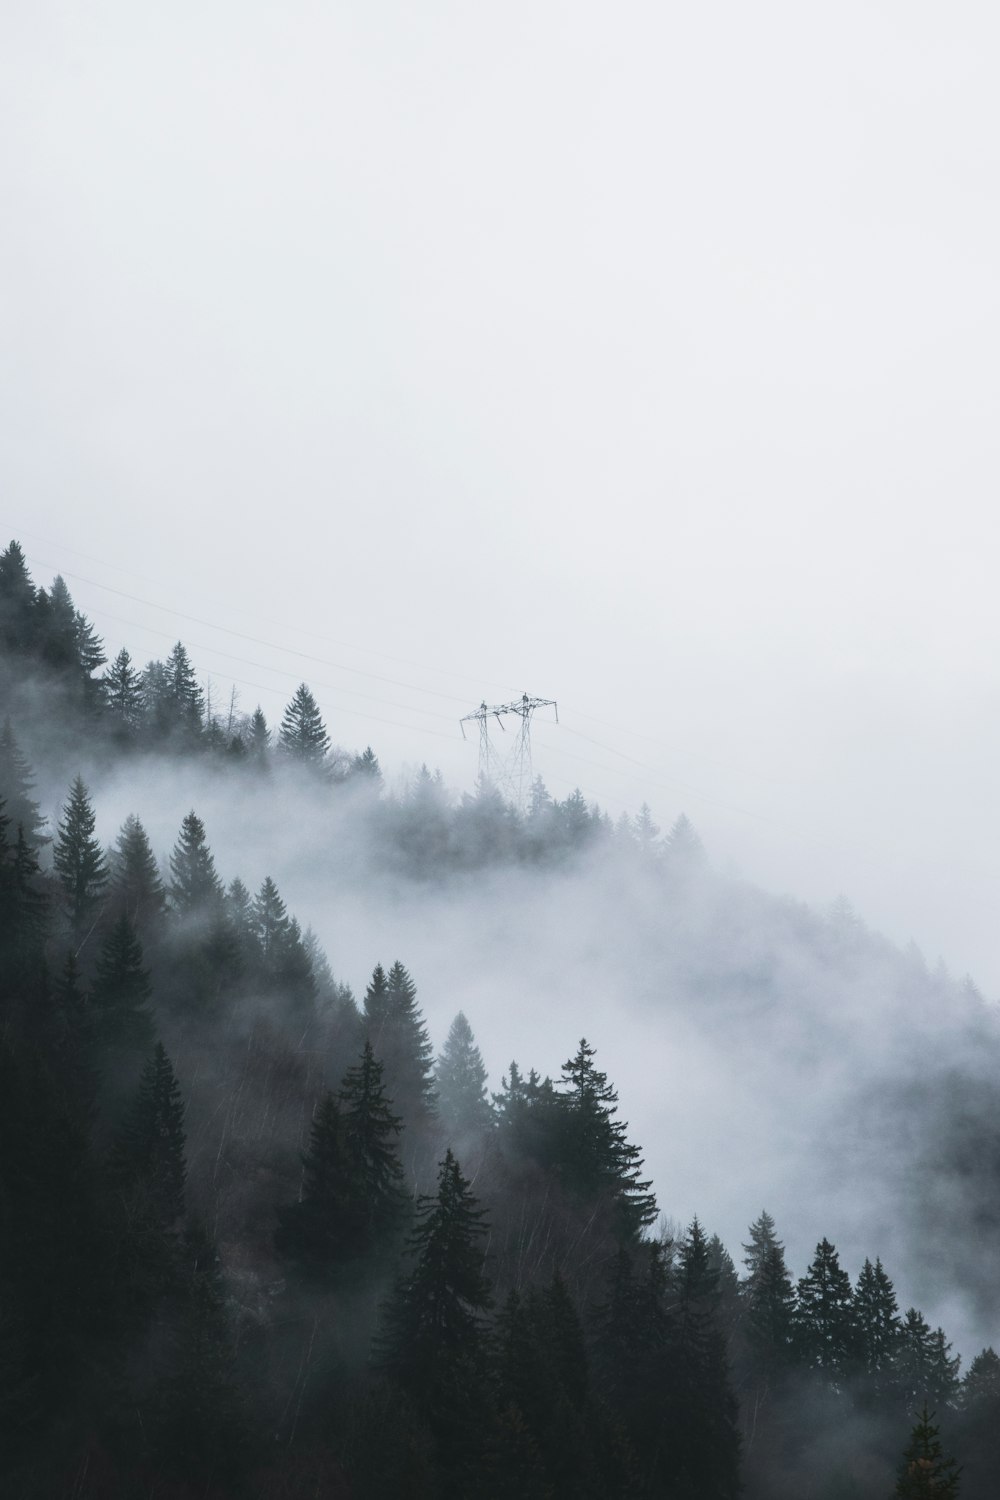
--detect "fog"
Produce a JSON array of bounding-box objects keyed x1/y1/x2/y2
[
  {"x1": 2, "y1": 1, "x2": 1000, "y2": 1002},
  {"x1": 27, "y1": 737, "x2": 993, "y2": 1368}
]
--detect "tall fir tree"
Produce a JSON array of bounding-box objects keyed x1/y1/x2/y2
[
  {"x1": 741, "y1": 1209, "x2": 796, "y2": 1378},
  {"x1": 52, "y1": 775, "x2": 108, "y2": 950},
  {"x1": 101, "y1": 648, "x2": 144, "y2": 740},
  {"x1": 794, "y1": 1237, "x2": 856, "y2": 1375},
  {"x1": 338, "y1": 1039, "x2": 409, "y2": 1257},
  {"x1": 555, "y1": 1038, "x2": 657, "y2": 1241},
  {"x1": 165, "y1": 641, "x2": 205, "y2": 744},
  {"x1": 275, "y1": 1093, "x2": 355, "y2": 1278},
  {"x1": 168, "y1": 810, "x2": 223, "y2": 917},
  {"x1": 894, "y1": 1404, "x2": 961, "y2": 1497},
  {"x1": 0, "y1": 540, "x2": 39, "y2": 652},
  {"x1": 110, "y1": 1041, "x2": 186, "y2": 1229},
  {"x1": 435, "y1": 1011, "x2": 493, "y2": 1147},
  {"x1": 109, "y1": 813, "x2": 166, "y2": 935},
  {"x1": 90, "y1": 914, "x2": 156, "y2": 1054},
  {"x1": 0, "y1": 722, "x2": 48, "y2": 846},
  {"x1": 279, "y1": 683, "x2": 330, "y2": 767},
  {"x1": 365, "y1": 960, "x2": 437, "y2": 1141}
]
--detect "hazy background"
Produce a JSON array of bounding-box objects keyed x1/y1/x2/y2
[{"x1": 2, "y1": 1, "x2": 999, "y2": 990}]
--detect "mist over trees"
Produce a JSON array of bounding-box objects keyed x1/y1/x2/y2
[{"x1": 3, "y1": 539, "x2": 1000, "y2": 1496}]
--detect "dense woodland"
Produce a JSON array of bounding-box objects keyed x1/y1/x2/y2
[{"x1": 2, "y1": 538, "x2": 999, "y2": 1498}]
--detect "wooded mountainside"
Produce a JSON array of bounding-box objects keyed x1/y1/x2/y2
[{"x1": 2, "y1": 539, "x2": 999, "y2": 1498}]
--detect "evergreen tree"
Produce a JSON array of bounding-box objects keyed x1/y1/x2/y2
[
  {"x1": 110, "y1": 1042, "x2": 187, "y2": 1227},
  {"x1": 168, "y1": 810, "x2": 223, "y2": 917},
  {"x1": 555, "y1": 1038, "x2": 657, "y2": 1240},
  {"x1": 165, "y1": 640, "x2": 205, "y2": 743},
  {"x1": 275, "y1": 1093, "x2": 355, "y2": 1277},
  {"x1": 52, "y1": 775, "x2": 108, "y2": 949},
  {"x1": 253, "y1": 874, "x2": 290, "y2": 964},
  {"x1": 101, "y1": 648, "x2": 144, "y2": 739},
  {"x1": 665, "y1": 813, "x2": 706, "y2": 870},
  {"x1": 90, "y1": 914, "x2": 156, "y2": 1053},
  {"x1": 279, "y1": 682, "x2": 330, "y2": 767},
  {"x1": 0, "y1": 540, "x2": 38, "y2": 652},
  {"x1": 338, "y1": 1039, "x2": 409, "y2": 1255},
  {"x1": 741, "y1": 1209, "x2": 795, "y2": 1377},
  {"x1": 895, "y1": 1405, "x2": 961, "y2": 1496},
  {"x1": 365, "y1": 960, "x2": 437, "y2": 1138},
  {"x1": 435, "y1": 1011, "x2": 493, "y2": 1147},
  {"x1": 109, "y1": 813, "x2": 166, "y2": 934},
  {"x1": 378, "y1": 1149, "x2": 492, "y2": 1393},
  {"x1": 225, "y1": 875, "x2": 260, "y2": 970},
  {"x1": 0, "y1": 722, "x2": 47, "y2": 847},
  {"x1": 895, "y1": 1309, "x2": 962, "y2": 1414},
  {"x1": 794, "y1": 1237, "x2": 856, "y2": 1375},
  {"x1": 854, "y1": 1256, "x2": 900, "y2": 1393},
  {"x1": 247, "y1": 704, "x2": 271, "y2": 766},
  {"x1": 351, "y1": 745, "x2": 383, "y2": 783}
]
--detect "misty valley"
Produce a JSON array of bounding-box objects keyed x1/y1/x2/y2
[{"x1": 3, "y1": 538, "x2": 999, "y2": 1498}]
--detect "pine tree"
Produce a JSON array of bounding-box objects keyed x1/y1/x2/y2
[
  {"x1": 854, "y1": 1256, "x2": 900, "y2": 1394},
  {"x1": 365, "y1": 960, "x2": 437, "y2": 1139},
  {"x1": 338, "y1": 1040, "x2": 409, "y2": 1255},
  {"x1": 275, "y1": 1093, "x2": 355, "y2": 1277},
  {"x1": 0, "y1": 540, "x2": 39, "y2": 652},
  {"x1": 435, "y1": 1011, "x2": 493, "y2": 1147},
  {"x1": 102, "y1": 648, "x2": 144, "y2": 739},
  {"x1": 225, "y1": 876, "x2": 260, "y2": 970},
  {"x1": 895, "y1": 1309, "x2": 962, "y2": 1414},
  {"x1": 741, "y1": 1209, "x2": 795, "y2": 1377},
  {"x1": 0, "y1": 722, "x2": 48, "y2": 847},
  {"x1": 279, "y1": 682, "x2": 330, "y2": 767},
  {"x1": 247, "y1": 705, "x2": 271, "y2": 766},
  {"x1": 253, "y1": 875, "x2": 290, "y2": 964},
  {"x1": 165, "y1": 641, "x2": 205, "y2": 743},
  {"x1": 895, "y1": 1405, "x2": 961, "y2": 1496},
  {"x1": 168, "y1": 810, "x2": 223, "y2": 917},
  {"x1": 378, "y1": 1148, "x2": 492, "y2": 1392},
  {"x1": 794, "y1": 1237, "x2": 856, "y2": 1375},
  {"x1": 90, "y1": 914, "x2": 156, "y2": 1053},
  {"x1": 110, "y1": 1042, "x2": 185, "y2": 1218},
  {"x1": 52, "y1": 775, "x2": 108, "y2": 949},
  {"x1": 352, "y1": 745, "x2": 383, "y2": 783},
  {"x1": 555, "y1": 1038, "x2": 657, "y2": 1240},
  {"x1": 109, "y1": 813, "x2": 166, "y2": 934}
]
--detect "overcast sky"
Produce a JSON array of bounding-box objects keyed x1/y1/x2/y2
[{"x1": 2, "y1": 2, "x2": 999, "y2": 989}]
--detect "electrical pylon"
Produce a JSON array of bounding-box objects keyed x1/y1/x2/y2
[{"x1": 460, "y1": 694, "x2": 558, "y2": 810}]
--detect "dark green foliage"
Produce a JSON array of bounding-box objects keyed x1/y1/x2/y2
[
  {"x1": 0, "y1": 539, "x2": 38, "y2": 652},
  {"x1": 101, "y1": 647, "x2": 144, "y2": 739},
  {"x1": 365, "y1": 960, "x2": 437, "y2": 1139},
  {"x1": 165, "y1": 640, "x2": 205, "y2": 743},
  {"x1": 109, "y1": 812, "x2": 166, "y2": 935},
  {"x1": 0, "y1": 720, "x2": 48, "y2": 846},
  {"x1": 279, "y1": 682, "x2": 331, "y2": 766},
  {"x1": 109, "y1": 1042, "x2": 186, "y2": 1229},
  {"x1": 52, "y1": 774, "x2": 108, "y2": 949},
  {"x1": 90, "y1": 914, "x2": 156, "y2": 1053},
  {"x1": 168, "y1": 809, "x2": 223, "y2": 915},
  {"x1": 894, "y1": 1405, "x2": 961, "y2": 1496},
  {"x1": 554, "y1": 1039, "x2": 657, "y2": 1240},
  {"x1": 854, "y1": 1256, "x2": 900, "y2": 1395},
  {"x1": 436, "y1": 1010, "x2": 493, "y2": 1147},
  {"x1": 338, "y1": 1040, "x2": 409, "y2": 1253},
  {"x1": 275, "y1": 1092, "x2": 355, "y2": 1277},
  {"x1": 895, "y1": 1309, "x2": 961, "y2": 1414},
  {"x1": 795, "y1": 1237, "x2": 856, "y2": 1374},
  {"x1": 378, "y1": 1148, "x2": 492, "y2": 1389},
  {"x1": 741, "y1": 1208, "x2": 795, "y2": 1375}
]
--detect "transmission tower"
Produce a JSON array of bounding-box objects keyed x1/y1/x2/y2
[{"x1": 460, "y1": 693, "x2": 558, "y2": 810}]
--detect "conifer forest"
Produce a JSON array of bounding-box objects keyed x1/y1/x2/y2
[{"x1": 3, "y1": 540, "x2": 1000, "y2": 1500}]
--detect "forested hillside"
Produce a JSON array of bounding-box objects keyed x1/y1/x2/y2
[{"x1": 3, "y1": 539, "x2": 999, "y2": 1498}]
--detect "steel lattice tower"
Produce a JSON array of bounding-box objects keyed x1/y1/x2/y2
[{"x1": 460, "y1": 693, "x2": 558, "y2": 809}]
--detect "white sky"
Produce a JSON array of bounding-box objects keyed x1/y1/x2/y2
[{"x1": 2, "y1": 2, "x2": 999, "y2": 988}]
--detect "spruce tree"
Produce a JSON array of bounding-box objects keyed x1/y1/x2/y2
[
  {"x1": 338, "y1": 1040, "x2": 409, "y2": 1256},
  {"x1": 275, "y1": 1093, "x2": 355, "y2": 1278},
  {"x1": 279, "y1": 683, "x2": 330, "y2": 767},
  {"x1": 165, "y1": 641, "x2": 205, "y2": 743},
  {"x1": 102, "y1": 648, "x2": 144, "y2": 739},
  {"x1": 435, "y1": 1011, "x2": 493, "y2": 1147},
  {"x1": 555, "y1": 1038, "x2": 657, "y2": 1240},
  {"x1": 854, "y1": 1256, "x2": 900, "y2": 1394},
  {"x1": 253, "y1": 875, "x2": 290, "y2": 964},
  {"x1": 794, "y1": 1237, "x2": 856, "y2": 1375},
  {"x1": 90, "y1": 914, "x2": 156, "y2": 1053},
  {"x1": 365, "y1": 960, "x2": 437, "y2": 1138},
  {"x1": 741, "y1": 1209, "x2": 795, "y2": 1377},
  {"x1": 378, "y1": 1149, "x2": 492, "y2": 1392},
  {"x1": 0, "y1": 540, "x2": 39, "y2": 652},
  {"x1": 110, "y1": 1042, "x2": 187, "y2": 1226},
  {"x1": 0, "y1": 721, "x2": 48, "y2": 846},
  {"x1": 895, "y1": 1405, "x2": 961, "y2": 1496},
  {"x1": 247, "y1": 705, "x2": 271, "y2": 766},
  {"x1": 110, "y1": 813, "x2": 166, "y2": 934},
  {"x1": 168, "y1": 810, "x2": 223, "y2": 916},
  {"x1": 52, "y1": 775, "x2": 108, "y2": 949}
]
